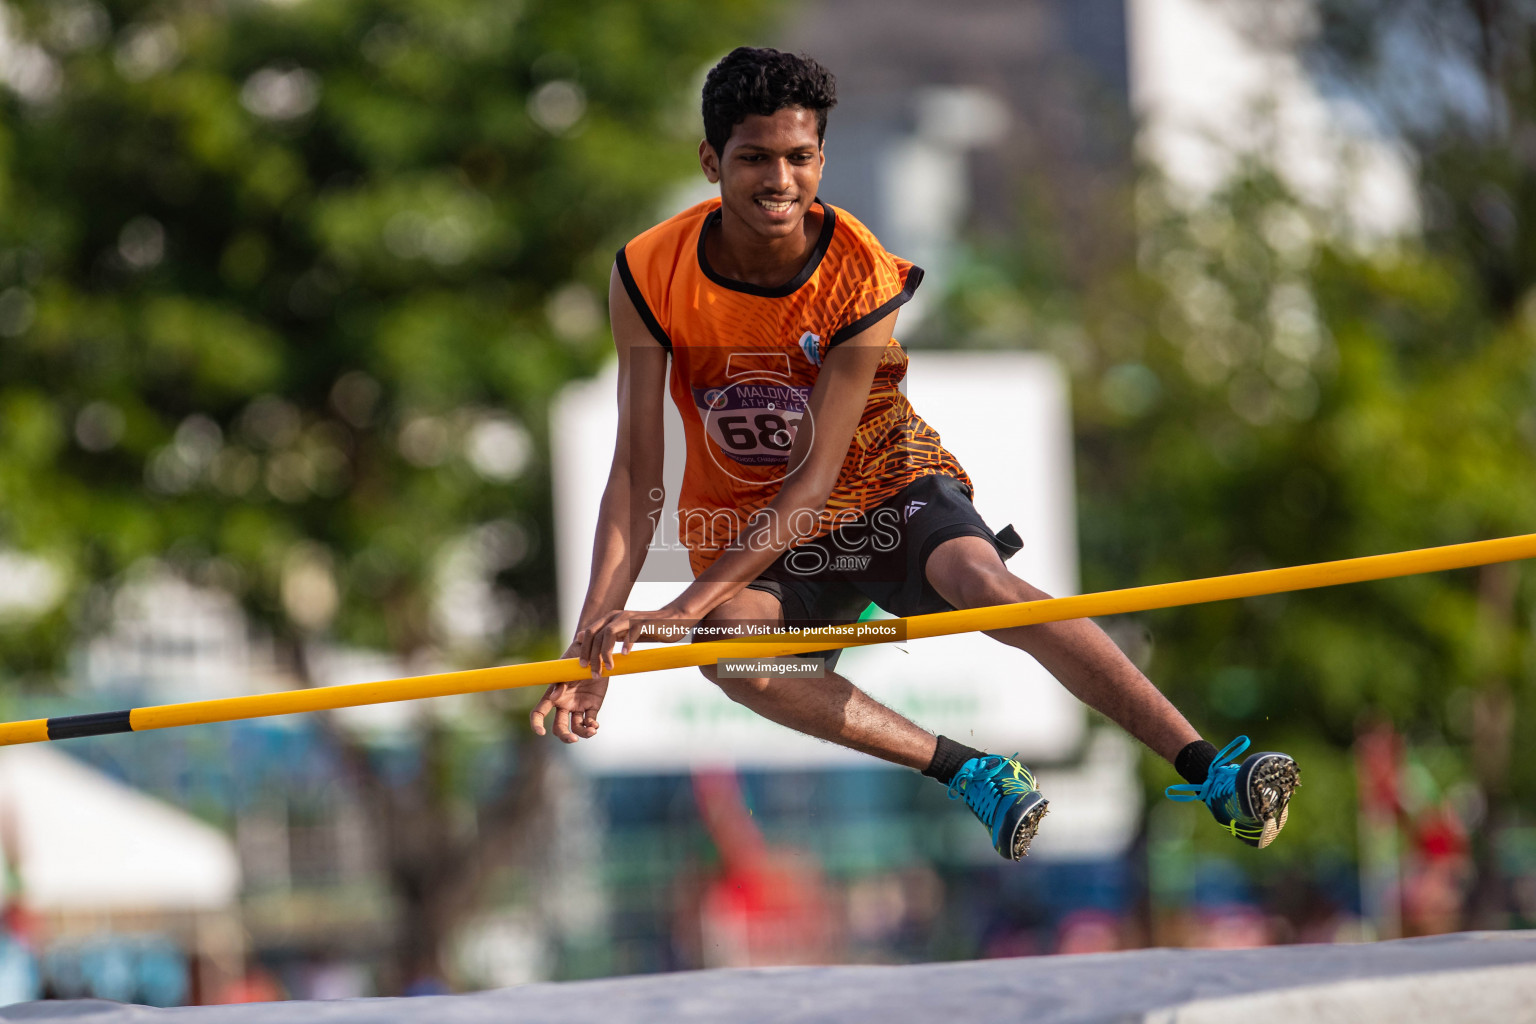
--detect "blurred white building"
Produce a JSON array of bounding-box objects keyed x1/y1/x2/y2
[
  {"x1": 772, "y1": 0, "x2": 1136, "y2": 318},
  {"x1": 1129, "y1": 0, "x2": 1418, "y2": 238},
  {"x1": 760, "y1": 0, "x2": 1417, "y2": 308},
  {"x1": 74, "y1": 568, "x2": 277, "y2": 704}
]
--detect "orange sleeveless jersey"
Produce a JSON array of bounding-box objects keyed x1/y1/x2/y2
[{"x1": 617, "y1": 198, "x2": 972, "y2": 576}]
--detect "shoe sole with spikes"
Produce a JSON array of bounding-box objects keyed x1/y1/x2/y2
[
  {"x1": 998, "y1": 791, "x2": 1050, "y2": 860},
  {"x1": 1236, "y1": 753, "x2": 1301, "y2": 849}
]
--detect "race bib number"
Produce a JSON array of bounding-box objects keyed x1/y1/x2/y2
[{"x1": 692, "y1": 381, "x2": 809, "y2": 466}]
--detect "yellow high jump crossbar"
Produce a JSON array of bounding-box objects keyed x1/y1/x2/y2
[{"x1": 3, "y1": 532, "x2": 1534, "y2": 747}]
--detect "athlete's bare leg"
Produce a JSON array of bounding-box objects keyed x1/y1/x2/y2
[
  {"x1": 924, "y1": 535, "x2": 1200, "y2": 763},
  {"x1": 697, "y1": 587, "x2": 937, "y2": 769}
]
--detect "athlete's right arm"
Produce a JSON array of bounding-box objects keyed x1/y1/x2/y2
[
  {"x1": 574, "y1": 265, "x2": 668, "y2": 621},
  {"x1": 531, "y1": 264, "x2": 667, "y2": 743}
]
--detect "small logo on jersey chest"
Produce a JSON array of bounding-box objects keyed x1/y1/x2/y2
[
  {"x1": 904, "y1": 500, "x2": 927, "y2": 521},
  {"x1": 798, "y1": 331, "x2": 823, "y2": 366}
]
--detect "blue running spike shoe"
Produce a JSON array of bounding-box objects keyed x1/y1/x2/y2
[
  {"x1": 948, "y1": 753, "x2": 1050, "y2": 860},
  {"x1": 1165, "y1": 736, "x2": 1301, "y2": 849}
]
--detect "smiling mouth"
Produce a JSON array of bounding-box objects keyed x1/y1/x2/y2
[{"x1": 755, "y1": 197, "x2": 796, "y2": 214}]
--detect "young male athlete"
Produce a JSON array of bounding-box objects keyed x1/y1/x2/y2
[{"x1": 530, "y1": 47, "x2": 1300, "y2": 859}]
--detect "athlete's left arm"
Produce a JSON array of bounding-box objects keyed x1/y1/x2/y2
[
  {"x1": 571, "y1": 312, "x2": 897, "y2": 676},
  {"x1": 665, "y1": 312, "x2": 896, "y2": 618}
]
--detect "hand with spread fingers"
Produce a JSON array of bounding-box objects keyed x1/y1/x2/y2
[
  {"x1": 529, "y1": 669, "x2": 608, "y2": 743},
  {"x1": 530, "y1": 611, "x2": 695, "y2": 743}
]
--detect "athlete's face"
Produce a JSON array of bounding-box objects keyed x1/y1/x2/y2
[{"x1": 700, "y1": 107, "x2": 825, "y2": 239}]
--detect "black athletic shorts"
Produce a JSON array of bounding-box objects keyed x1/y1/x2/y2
[{"x1": 741, "y1": 473, "x2": 1023, "y2": 671}]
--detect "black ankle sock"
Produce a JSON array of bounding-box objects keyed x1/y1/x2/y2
[
  {"x1": 1175, "y1": 739, "x2": 1218, "y2": 785},
  {"x1": 923, "y1": 735, "x2": 985, "y2": 785}
]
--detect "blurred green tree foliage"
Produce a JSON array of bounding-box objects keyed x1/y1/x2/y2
[
  {"x1": 936, "y1": 162, "x2": 1536, "y2": 868},
  {"x1": 926, "y1": 3, "x2": 1536, "y2": 907},
  {"x1": 1293, "y1": 0, "x2": 1536, "y2": 924},
  {"x1": 0, "y1": 0, "x2": 766, "y2": 987},
  {"x1": 0, "y1": 0, "x2": 761, "y2": 669}
]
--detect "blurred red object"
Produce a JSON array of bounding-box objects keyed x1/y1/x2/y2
[
  {"x1": 1356, "y1": 723, "x2": 1403, "y2": 819},
  {"x1": 214, "y1": 966, "x2": 283, "y2": 1004},
  {"x1": 1055, "y1": 910, "x2": 1122, "y2": 954},
  {"x1": 692, "y1": 770, "x2": 837, "y2": 966},
  {"x1": 1188, "y1": 904, "x2": 1271, "y2": 949},
  {"x1": 1413, "y1": 807, "x2": 1469, "y2": 863}
]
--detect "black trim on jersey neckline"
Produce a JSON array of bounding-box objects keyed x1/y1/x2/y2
[
  {"x1": 614, "y1": 247, "x2": 673, "y2": 354},
  {"x1": 826, "y1": 265, "x2": 925, "y2": 348},
  {"x1": 695, "y1": 199, "x2": 838, "y2": 297}
]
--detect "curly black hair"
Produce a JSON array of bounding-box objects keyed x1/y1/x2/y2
[{"x1": 702, "y1": 47, "x2": 837, "y2": 156}]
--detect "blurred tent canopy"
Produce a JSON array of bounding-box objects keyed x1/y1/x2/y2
[{"x1": 0, "y1": 745, "x2": 240, "y2": 912}]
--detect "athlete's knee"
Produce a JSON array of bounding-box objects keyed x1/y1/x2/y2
[
  {"x1": 950, "y1": 566, "x2": 1041, "y2": 610},
  {"x1": 700, "y1": 663, "x2": 774, "y2": 702}
]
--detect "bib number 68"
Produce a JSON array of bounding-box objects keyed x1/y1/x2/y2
[{"x1": 718, "y1": 412, "x2": 797, "y2": 452}]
